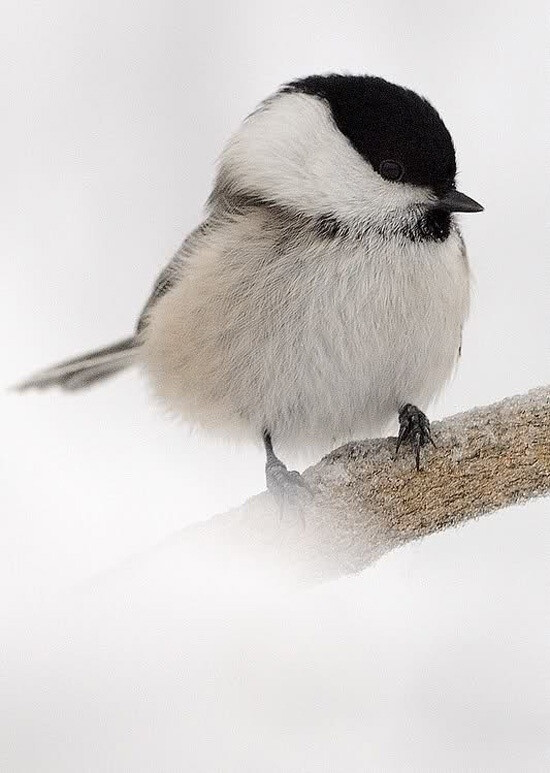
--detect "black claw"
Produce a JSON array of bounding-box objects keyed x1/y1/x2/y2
[
  {"x1": 395, "y1": 404, "x2": 434, "y2": 471},
  {"x1": 414, "y1": 432, "x2": 422, "y2": 471},
  {"x1": 395, "y1": 422, "x2": 408, "y2": 457}
]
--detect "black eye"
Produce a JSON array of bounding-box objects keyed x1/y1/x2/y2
[{"x1": 379, "y1": 160, "x2": 404, "y2": 182}]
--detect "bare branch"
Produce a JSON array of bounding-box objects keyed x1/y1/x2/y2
[{"x1": 114, "y1": 387, "x2": 550, "y2": 588}]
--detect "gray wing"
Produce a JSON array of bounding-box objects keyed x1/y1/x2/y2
[
  {"x1": 136, "y1": 253, "x2": 186, "y2": 334},
  {"x1": 135, "y1": 194, "x2": 271, "y2": 334},
  {"x1": 17, "y1": 215, "x2": 221, "y2": 392},
  {"x1": 135, "y1": 220, "x2": 212, "y2": 334}
]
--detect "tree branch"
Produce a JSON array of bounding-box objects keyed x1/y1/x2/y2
[{"x1": 117, "y1": 387, "x2": 550, "y2": 588}]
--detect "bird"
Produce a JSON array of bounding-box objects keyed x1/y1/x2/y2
[{"x1": 17, "y1": 73, "x2": 484, "y2": 513}]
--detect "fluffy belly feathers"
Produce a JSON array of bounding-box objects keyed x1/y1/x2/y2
[{"x1": 141, "y1": 230, "x2": 469, "y2": 455}]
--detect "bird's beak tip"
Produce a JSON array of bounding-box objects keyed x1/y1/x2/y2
[{"x1": 436, "y1": 189, "x2": 484, "y2": 214}]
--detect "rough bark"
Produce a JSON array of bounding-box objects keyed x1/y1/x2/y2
[{"x1": 118, "y1": 387, "x2": 550, "y2": 588}]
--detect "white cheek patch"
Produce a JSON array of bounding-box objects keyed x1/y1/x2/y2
[{"x1": 219, "y1": 92, "x2": 432, "y2": 225}]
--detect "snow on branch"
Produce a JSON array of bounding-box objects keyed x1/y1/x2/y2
[{"x1": 116, "y1": 387, "x2": 550, "y2": 588}]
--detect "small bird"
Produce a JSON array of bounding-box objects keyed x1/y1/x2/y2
[{"x1": 18, "y1": 74, "x2": 484, "y2": 510}]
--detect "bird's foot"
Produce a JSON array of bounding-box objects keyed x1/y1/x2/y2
[
  {"x1": 395, "y1": 404, "x2": 436, "y2": 471},
  {"x1": 266, "y1": 459, "x2": 314, "y2": 525}
]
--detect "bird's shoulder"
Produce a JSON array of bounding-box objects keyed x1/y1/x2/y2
[
  {"x1": 135, "y1": 220, "x2": 211, "y2": 334},
  {"x1": 136, "y1": 198, "x2": 314, "y2": 331}
]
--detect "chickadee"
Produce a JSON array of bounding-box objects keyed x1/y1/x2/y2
[{"x1": 18, "y1": 74, "x2": 484, "y2": 509}]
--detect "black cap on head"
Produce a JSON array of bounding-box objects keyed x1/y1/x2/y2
[{"x1": 284, "y1": 74, "x2": 457, "y2": 196}]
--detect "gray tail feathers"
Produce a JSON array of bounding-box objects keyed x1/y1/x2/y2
[{"x1": 15, "y1": 337, "x2": 140, "y2": 392}]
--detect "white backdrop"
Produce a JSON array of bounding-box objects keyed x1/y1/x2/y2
[{"x1": 1, "y1": 1, "x2": 549, "y2": 771}]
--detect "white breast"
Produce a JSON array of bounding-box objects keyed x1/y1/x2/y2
[{"x1": 141, "y1": 211, "x2": 469, "y2": 458}]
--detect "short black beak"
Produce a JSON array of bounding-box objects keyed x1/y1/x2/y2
[{"x1": 435, "y1": 189, "x2": 484, "y2": 213}]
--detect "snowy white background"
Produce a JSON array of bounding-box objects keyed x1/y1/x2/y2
[{"x1": 1, "y1": 1, "x2": 549, "y2": 770}]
